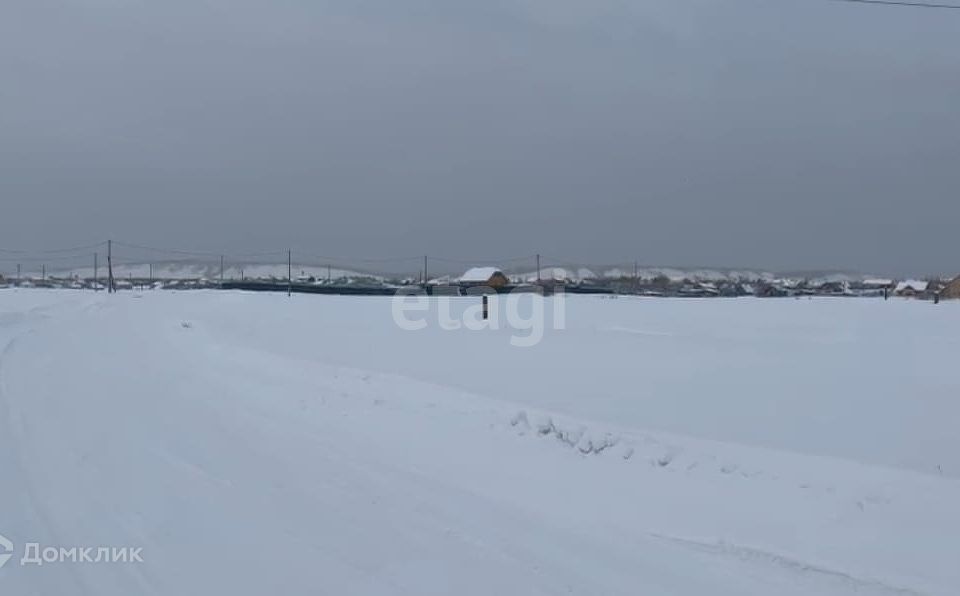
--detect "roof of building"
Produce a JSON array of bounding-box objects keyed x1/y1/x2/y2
[
  {"x1": 459, "y1": 267, "x2": 503, "y2": 282},
  {"x1": 896, "y1": 280, "x2": 929, "y2": 292}
]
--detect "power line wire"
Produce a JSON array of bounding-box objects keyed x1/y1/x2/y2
[
  {"x1": 0, "y1": 241, "x2": 107, "y2": 254},
  {"x1": 112, "y1": 241, "x2": 286, "y2": 259},
  {"x1": 293, "y1": 252, "x2": 424, "y2": 264},
  {"x1": 831, "y1": 0, "x2": 960, "y2": 8},
  {"x1": 429, "y1": 255, "x2": 538, "y2": 265},
  {"x1": 0, "y1": 253, "x2": 99, "y2": 263}
]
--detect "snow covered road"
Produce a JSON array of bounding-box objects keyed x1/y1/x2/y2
[{"x1": 1, "y1": 290, "x2": 958, "y2": 595}]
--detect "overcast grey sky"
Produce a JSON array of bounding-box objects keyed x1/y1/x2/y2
[{"x1": 1, "y1": 0, "x2": 958, "y2": 275}]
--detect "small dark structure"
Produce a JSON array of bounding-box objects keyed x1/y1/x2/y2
[{"x1": 458, "y1": 267, "x2": 509, "y2": 290}]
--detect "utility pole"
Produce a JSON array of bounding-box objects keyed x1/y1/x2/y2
[
  {"x1": 327, "y1": 264, "x2": 331, "y2": 283},
  {"x1": 149, "y1": 263, "x2": 153, "y2": 285},
  {"x1": 94, "y1": 253, "x2": 98, "y2": 290},
  {"x1": 536, "y1": 254, "x2": 541, "y2": 282},
  {"x1": 107, "y1": 239, "x2": 115, "y2": 293},
  {"x1": 220, "y1": 255, "x2": 224, "y2": 287},
  {"x1": 424, "y1": 255, "x2": 428, "y2": 285},
  {"x1": 287, "y1": 249, "x2": 292, "y2": 297},
  {"x1": 42, "y1": 264, "x2": 46, "y2": 281},
  {"x1": 634, "y1": 261, "x2": 639, "y2": 294},
  {"x1": 16, "y1": 263, "x2": 21, "y2": 285}
]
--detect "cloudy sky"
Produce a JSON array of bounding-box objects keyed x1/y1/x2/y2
[{"x1": 1, "y1": 0, "x2": 958, "y2": 275}]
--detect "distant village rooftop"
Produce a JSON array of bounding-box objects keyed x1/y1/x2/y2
[
  {"x1": 895, "y1": 280, "x2": 929, "y2": 293},
  {"x1": 459, "y1": 267, "x2": 502, "y2": 283}
]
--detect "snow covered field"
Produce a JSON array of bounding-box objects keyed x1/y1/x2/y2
[{"x1": 1, "y1": 289, "x2": 958, "y2": 595}]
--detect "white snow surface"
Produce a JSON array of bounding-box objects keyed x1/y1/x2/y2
[
  {"x1": 0, "y1": 290, "x2": 958, "y2": 595},
  {"x1": 458, "y1": 267, "x2": 501, "y2": 282},
  {"x1": 518, "y1": 267, "x2": 598, "y2": 282},
  {"x1": 896, "y1": 280, "x2": 929, "y2": 293},
  {"x1": 50, "y1": 263, "x2": 377, "y2": 281}
]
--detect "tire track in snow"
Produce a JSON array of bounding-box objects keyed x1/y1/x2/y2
[
  {"x1": 0, "y1": 318, "x2": 97, "y2": 594},
  {"x1": 648, "y1": 533, "x2": 927, "y2": 596},
  {"x1": 0, "y1": 298, "x2": 155, "y2": 594}
]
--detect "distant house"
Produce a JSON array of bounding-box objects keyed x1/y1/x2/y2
[
  {"x1": 861, "y1": 278, "x2": 894, "y2": 289},
  {"x1": 895, "y1": 280, "x2": 929, "y2": 297},
  {"x1": 755, "y1": 282, "x2": 789, "y2": 297},
  {"x1": 677, "y1": 282, "x2": 720, "y2": 297},
  {"x1": 940, "y1": 276, "x2": 960, "y2": 300},
  {"x1": 816, "y1": 280, "x2": 852, "y2": 295},
  {"x1": 459, "y1": 267, "x2": 509, "y2": 289}
]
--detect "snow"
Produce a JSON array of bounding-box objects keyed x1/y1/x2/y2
[
  {"x1": 1, "y1": 290, "x2": 958, "y2": 595},
  {"x1": 458, "y1": 267, "x2": 501, "y2": 282},
  {"x1": 518, "y1": 267, "x2": 597, "y2": 282},
  {"x1": 600, "y1": 268, "x2": 780, "y2": 283},
  {"x1": 896, "y1": 280, "x2": 929, "y2": 292},
  {"x1": 50, "y1": 262, "x2": 377, "y2": 281}
]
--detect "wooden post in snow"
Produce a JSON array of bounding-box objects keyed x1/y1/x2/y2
[{"x1": 107, "y1": 239, "x2": 115, "y2": 293}]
